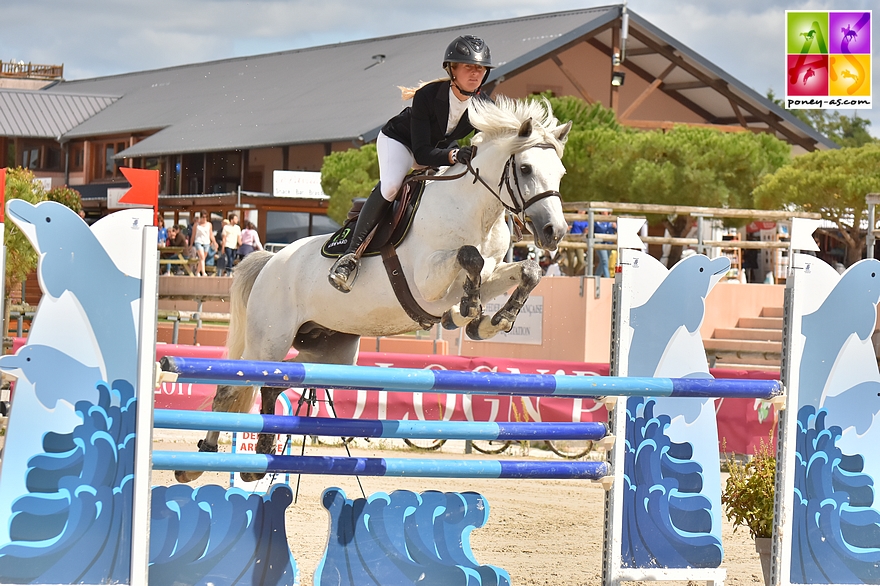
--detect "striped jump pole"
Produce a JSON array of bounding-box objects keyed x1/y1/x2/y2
[
  {"x1": 159, "y1": 356, "x2": 784, "y2": 399},
  {"x1": 154, "y1": 409, "x2": 609, "y2": 441},
  {"x1": 152, "y1": 451, "x2": 609, "y2": 480}
]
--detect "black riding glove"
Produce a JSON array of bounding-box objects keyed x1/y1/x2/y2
[{"x1": 454, "y1": 146, "x2": 475, "y2": 165}]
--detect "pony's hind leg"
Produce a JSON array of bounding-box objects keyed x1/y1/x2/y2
[
  {"x1": 239, "y1": 386, "x2": 286, "y2": 483},
  {"x1": 466, "y1": 259, "x2": 542, "y2": 341},
  {"x1": 238, "y1": 327, "x2": 361, "y2": 483},
  {"x1": 174, "y1": 383, "x2": 256, "y2": 483}
]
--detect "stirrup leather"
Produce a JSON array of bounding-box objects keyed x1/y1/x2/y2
[{"x1": 328, "y1": 253, "x2": 360, "y2": 292}]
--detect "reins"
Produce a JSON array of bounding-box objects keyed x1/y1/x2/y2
[{"x1": 403, "y1": 143, "x2": 562, "y2": 232}]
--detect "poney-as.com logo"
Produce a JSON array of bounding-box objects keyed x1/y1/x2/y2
[{"x1": 785, "y1": 10, "x2": 872, "y2": 109}]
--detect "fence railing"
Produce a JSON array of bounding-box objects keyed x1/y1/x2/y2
[{"x1": 0, "y1": 61, "x2": 63, "y2": 79}]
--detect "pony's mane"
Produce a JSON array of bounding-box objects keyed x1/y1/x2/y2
[{"x1": 468, "y1": 96, "x2": 567, "y2": 155}]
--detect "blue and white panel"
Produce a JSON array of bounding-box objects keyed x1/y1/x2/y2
[
  {"x1": 779, "y1": 251, "x2": 880, "y2": 585},
  {"x1": 0, "y1": 202, "x2": 150, "y2": 584},
  {"x1": 611, "y1": 245, "x2": 730, "y2": 577}
]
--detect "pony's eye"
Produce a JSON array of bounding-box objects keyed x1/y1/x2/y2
[{"x1": 520, "y1": 164, "x2": 532, "y2": 175}]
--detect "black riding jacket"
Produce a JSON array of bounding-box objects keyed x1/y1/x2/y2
[{"x1": 381, "y1": 80, "x2": 492, "y2": 168}]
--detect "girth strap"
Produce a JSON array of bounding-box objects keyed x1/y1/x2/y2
[{"x1": 380, "y1": 243, "x2": 441, "y2": 330}]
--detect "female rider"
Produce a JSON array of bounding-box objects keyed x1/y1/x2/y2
[{"x1": 328, "y1": 34, "x2": 494, "y2": 292}]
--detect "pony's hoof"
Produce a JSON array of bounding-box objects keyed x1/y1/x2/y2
[
  {"x1": 441, "y1": 310, "x2": 459, "y2": 330},
  {"x1": 465, "y1": 318, "x2": 487, "y2": 341},
  {"x1": 174, "y1": 470, "x2": 203, "y2": 483},
  {"x1": 460, "y1": 298, "x2": 482, "y2": 320},
  {"x1": 239, "y1": 471, "x2": 266, "y2": 482}
]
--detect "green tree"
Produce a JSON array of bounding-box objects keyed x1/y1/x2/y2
[
  {"x1": 46, "y1": 185, "x2": 83, "y2": 213},
  {"x1": 321, "y1": 143, "x2": 378, "y2": 225},
  {"x1": 768, "y1": 89, "x2": 877, "y2": 147},
  {"x1": 754, "y1": 144, "x2": 880, "y2": 266},
  {"x1": 562, "y1": 125, "x2": 791, "y2": 264},
  {"x1": 4, "y1": 167, "x2": 47, "y2": 301}
]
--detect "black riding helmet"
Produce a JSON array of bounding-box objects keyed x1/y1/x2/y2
[{"x1": 443, "y1": 35, "x2": 493, "y2": 96}]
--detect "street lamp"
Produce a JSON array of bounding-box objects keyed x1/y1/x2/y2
[{"x1": 611, "y1": 71, "x2": 626, "y2": 87}]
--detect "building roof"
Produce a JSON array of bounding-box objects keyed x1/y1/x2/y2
[
  {"x1": 36, "y1": 5, "x2": 832, "y2": 155},
  {"x1": 0, "y1": 89, "x2": 117, "y2": 139}
]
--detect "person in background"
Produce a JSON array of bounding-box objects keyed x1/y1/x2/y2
[
  {"x1": 221, "y1": 214, "x2": 242, "y2": 276},
  {"x1": 157, "y1": 216, "x2": 168, "y2": 248},
  {"x1": 162, "y1": 224, "x2": 188, "y2": 275},
  {"x1": 191, "y1": 210, "x2": 217, "y2": 277},
  {"x1": 593, "y1": 211, "x2": 616, "y2": 278},
  {"x1": 238, "y1": 221, "x2": 263, "y2": 258}
]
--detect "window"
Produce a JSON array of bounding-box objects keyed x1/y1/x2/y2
[
  {"x1": 93, "y1": 140, "x2": 128, "y2": 180},
  {"x1": 265, "y1": 211, "x2": 340, "y2": 245}
]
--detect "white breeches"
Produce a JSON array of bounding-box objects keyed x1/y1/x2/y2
[{"x1": 377, "y1": 131, "x2": 417, "y2": 202}]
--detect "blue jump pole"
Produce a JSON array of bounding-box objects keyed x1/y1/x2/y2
[
  {"x1": 154, "y1": 409, "x2": 609, "y2": 441},
  {"x1": 160, "y1": 356, "x2": 784, "y2": 399},
  {"x1": 152, "y1": 451, "x2": 609, "y2": 480}
]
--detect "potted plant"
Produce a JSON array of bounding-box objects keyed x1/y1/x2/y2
[{"x1": 721, "y1": 435, "x2": 776, "y2": 585}]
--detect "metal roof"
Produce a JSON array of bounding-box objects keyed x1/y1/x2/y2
[
  {"x1": 0, "y1": 89, "x2": 117, "y2": 139},
  {"x1": 39, "y1": 5, "x2": 832, "y2": 156}
]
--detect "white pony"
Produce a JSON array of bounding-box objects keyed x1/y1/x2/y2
[{"x1": 176, "y1": 96, "x2": 571, "y2": 482}]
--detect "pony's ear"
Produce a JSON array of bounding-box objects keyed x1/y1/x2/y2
[
  {"x1": 518, "y1": 118, "x2": 533, "y2": 138},
  {"x1": 553, "y1": 121, "x2": 573, "y2": 143}
]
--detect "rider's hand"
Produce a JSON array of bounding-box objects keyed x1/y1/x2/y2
[{"x1": 455, "y1": 146, "x2": 475, "y2": 165}]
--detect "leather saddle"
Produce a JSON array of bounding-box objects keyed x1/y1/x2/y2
[{"x1": 321, "y1": 179, "x2": 426, "y2": 259}]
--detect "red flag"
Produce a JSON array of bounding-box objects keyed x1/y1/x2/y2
[
  {"x1": 119, "y1": 167, "x2": 159, "y2": 224},
  {"x1": 0, "y1": 168, "x2": 6, "y2": 223}
]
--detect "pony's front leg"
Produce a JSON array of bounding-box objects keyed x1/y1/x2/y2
[
  {"x1": 440, "y1": 246, "x2": 485, "y2": 330},
  {"x1": 465, "y1": 258, "x2": 542, "y2": 341},
  {"x1": 174, "y1": 383, "x2": 257, "y2": 483}
]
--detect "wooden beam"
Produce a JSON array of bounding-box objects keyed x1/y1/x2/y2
[
  {"x1": 587, "y1": 38, "x2": 718, "y2": 122},
  {"x1": 661, "y1": 80, "x2": 708, "y2": 91},
  {"x1": 729, "y1": 98, "x2": 748, "y2": 128},
  {"x1": 620, "y1": 63, "x2": 677, "y2": 120},
  {"x1": 610, "y1": 25, "x2": 621, "y2": 114},
  {"x1": 550, "y1": 55, "x2": 596, "y2": 104},
  {"x1": 623, "y1": 46, "x2": 656, "y2": 57},
  {"x1": 628, "y1": 27, "x2": 817, "y2": 151}
]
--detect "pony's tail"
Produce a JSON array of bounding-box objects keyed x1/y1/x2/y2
[{"x1": 225, "y1": 251, "x2": 274, "y2": 360}]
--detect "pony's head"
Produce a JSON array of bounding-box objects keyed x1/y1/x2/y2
[
  {"x1": 467, "y1": 96, "x2": 571, "y2": 250},
  {"x1": 468, "y1": 96, "x2": 572, "y2": 157}
]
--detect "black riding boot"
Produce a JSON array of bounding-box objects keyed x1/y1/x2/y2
[{"x1": 328, "y1": 183, "x2": 392, "y2": 292}]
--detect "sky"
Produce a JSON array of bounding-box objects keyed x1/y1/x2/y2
[{"x1": 0, "y1": 0, "x2": 876, "y2": 137}]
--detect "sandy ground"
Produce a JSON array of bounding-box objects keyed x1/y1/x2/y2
[{"x1": 152, "y1": 429, "x2": 765, "y2": 586}]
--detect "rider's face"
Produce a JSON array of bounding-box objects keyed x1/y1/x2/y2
[{"x1": 451, "y1": 63, "x2": 486, "y2": 94}]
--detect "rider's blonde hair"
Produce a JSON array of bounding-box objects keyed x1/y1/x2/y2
[{"x1": 398, "y1": 77, "x2": 448, "y2": 100}]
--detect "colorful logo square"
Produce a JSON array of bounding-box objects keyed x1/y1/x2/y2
[
  {"x1": 829, "y1": 54, "x2": 871, "y2": 96},
  {"x1": 787, "y1": 54, "x2": 829, "y2": 96},
  {"x1": 787, "y1": 11, "x2": 829, "y2": 54},
  {"x1": 829, "y1": 12, "x2": 871, "y2": 55}
]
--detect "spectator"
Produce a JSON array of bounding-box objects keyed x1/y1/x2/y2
[
  {"x1": 220, "y1": 214, "x2": 242, "y2": 276},
  {"x1": 238, "y1": 221, "x2": 263, "y2": 258},
  {"x1": 593, "y1": 212, "x2": 616, "y2": 278},
  {"x1": 191, "y1": 210, "x2": 218, "y2": 277},
  {"x1": 157, "y1": 216, "x2": 168, "y2": 247},
  {"x1": 162, "y1": 224, "x2": 188, "y2": 275}
]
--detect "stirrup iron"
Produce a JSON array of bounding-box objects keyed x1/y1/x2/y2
[{"x1": 328, "y1": 253, "x2": 360, "y2": 293}]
